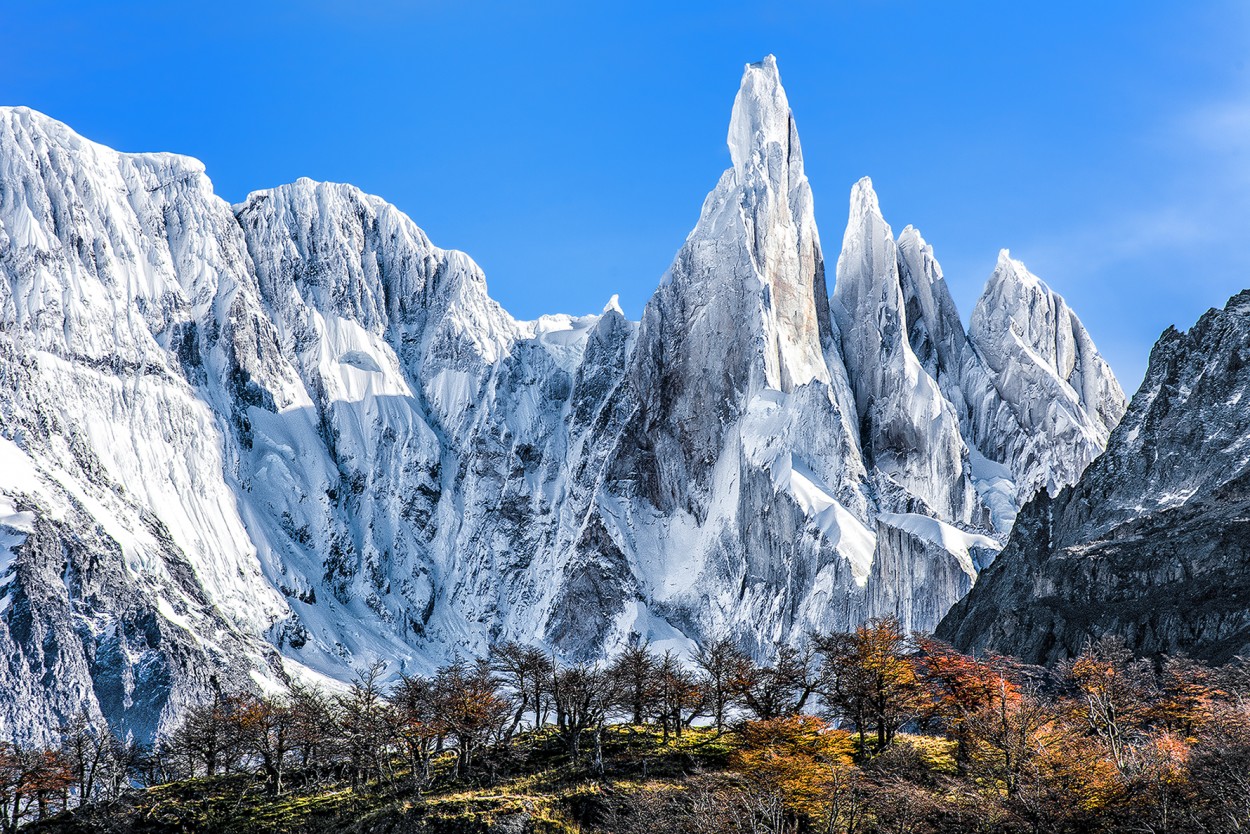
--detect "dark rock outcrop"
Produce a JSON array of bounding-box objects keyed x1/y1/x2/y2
[{"x1": 938, "y1": 290, "x2": 1250, "y2": 664}]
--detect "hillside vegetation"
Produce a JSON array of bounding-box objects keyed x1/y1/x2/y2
[{"x1": 9, "y1": 619, "x2": 1250, "y2": 833}]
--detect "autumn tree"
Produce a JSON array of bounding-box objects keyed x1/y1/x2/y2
[
  {"x1": 0, "y1": 743, "x2": 72, "y2": 832},
  {"x1": 433, "y1": 658, "x2": 511, "y2": 776},
  {"x1": 961, "y1": 682, "x2": 1052, "y2": 799},
  {"x1": 1060, "y1": 636, "x2": 1156, "y2": 772},
  {"x1": 814, "y1": 617, "x2": 925, "y2": 752},
  {"x1": 730, "y1": 715, "x2": 855, "y2": 830},
  {"x1": 1120, "y1": 731, "x2": 1195, "y2": 834},
  {"x1": 913, "y1": 636, "x2": 1019, "y2": 764},
  {"x1": 1152, "y1": 654, "x2": 1220, "y2": 738}
]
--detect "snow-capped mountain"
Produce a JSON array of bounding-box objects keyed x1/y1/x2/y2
[
  {"x1": 938, "y1": 290, "x2": 1250, "y2": 665},
  {"x1": 0, "y1": 56, "x2": 1124, "y2": 742}
]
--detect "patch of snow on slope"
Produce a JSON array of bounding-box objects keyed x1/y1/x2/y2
[
  {"x1": 770, "y1": 452, "x2": 876, "y2": 585},
  {"x1": 338, "y1": 350, "x2": 382, "y2": 374},
  {"x1": 877, "y1": 512, "x2": 1001, "y2": 580},
  {"x1": 611, "y1": 600, "x2": 700, "y2": 659},
  {"x1": 967, "y1": 445, "x2": 1018, "y2": 531},
  {"x1": 524, "y1": 312, "x2": 602, "y2": 372}
]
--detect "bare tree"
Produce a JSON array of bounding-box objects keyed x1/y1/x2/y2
[
  {"x1": 694, "y1": 637, "x2": 747, "y2": 734},
  {"x1": 58, "y1": 712, "x2": 111, "y2": 808},
  {"x1": 735, "y1": 645, "x2": 817, "y2": 721},
  {"x1": 656, "y1": 650, "x2": 704, "y2": 741},
  {"x1": 289, "y1": 682, "x2": 338, "y2": 780},
  {"x1": 609, "y1": 644, "x2": 662, "y2": 726},
  {"x1": 490, "y1": 641, "x2": 554, "y2": 740},
  {"x1": 337, "y1": 661, "x2": 395, "y2": 787},
  {"x1": 551, "y1": 662, "x2": 611, "y2": 763}
]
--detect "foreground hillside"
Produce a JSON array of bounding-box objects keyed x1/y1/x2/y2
[{"x1": 10, "y1": 623, "x2": 1250, "y2": 834}]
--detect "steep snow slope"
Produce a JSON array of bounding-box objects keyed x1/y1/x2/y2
[
  {"x1": 961, "y1": 252, "x2": 1126, "y2": 511},
  {"x1": 0, "y1": 56, "x2": 1124, "y2": 742},
  {"x1": 0, "y1": 106, "x2": 293, "y2": 743}
]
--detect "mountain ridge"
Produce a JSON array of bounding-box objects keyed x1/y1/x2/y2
[{"x1": 0, "y1": 57, "x2": 1124, "y2": 743}]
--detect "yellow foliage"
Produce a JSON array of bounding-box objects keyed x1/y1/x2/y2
[{"x1": 729, "y1": 715, "x2": 854, "y2": 821}]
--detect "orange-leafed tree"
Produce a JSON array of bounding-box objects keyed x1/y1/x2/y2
[
  {"x1": 913, "y1": 636, "x2": 1020, "y2": 764},
  {"x1": 1121, "y1": 731, "x2": 1195, "y2": 834},
  {"x1": 1153, "y1": 654, "x2": 1221, "y2": 739},
  {"x1": 0, "y1": 743, "x2": 72, "y2": 832},
  {"x1": 1061, "y1": 636, "x2": 1156, "y2": 773},
  {"x1": 730, "y1": 715, "x2": 855, "y2": 829},
  {"x1": 962, "y1": 684, "x2": 1054, "y2": 800}
]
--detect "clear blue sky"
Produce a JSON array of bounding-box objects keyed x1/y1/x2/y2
[{"x1": 4, "y1": 1, "x2": 1248, "y2": 389}]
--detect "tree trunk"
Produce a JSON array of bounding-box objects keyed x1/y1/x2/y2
[{"x1": 593, "y1": 725, "x2": 604, "y2": 776}]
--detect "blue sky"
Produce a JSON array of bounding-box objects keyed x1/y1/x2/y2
[{"x1": 4, "y1": 1, "x2": 1248, "y2": 389}]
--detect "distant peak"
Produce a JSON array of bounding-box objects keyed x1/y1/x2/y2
[
  {"x1": 747, "y1": 54, "x2": 779, "y2": 72},
  {"x1": 603, "y1": 294, "x2": 624, "y2": 316},
  {"x1": 727, "y1": 55, "x2": 796, "y2": 174},
  {"x1": 987, "y1": 249, "x2": 1044, "y2": 294},
  {"x1": 897, "y1": 224, "x2": 926, "y2": 248},
  {"x1": 847, "y1": 176, "x2": 884, "y2": 224}
]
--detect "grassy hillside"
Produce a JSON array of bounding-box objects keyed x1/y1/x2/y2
[{"x1": 30, "y1": 726, "x2": 740, "y2": 834}]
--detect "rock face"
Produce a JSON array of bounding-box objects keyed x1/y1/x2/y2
[
  {"x1": 0, "y1": 57, "x2": 1124, "y2": 743},
  {"x1": 960, "y1": 252, "x2": 1126, "y2": 518},
  {"x1": 938, "y1": 291, "x2": 1250, "y2": 665}
]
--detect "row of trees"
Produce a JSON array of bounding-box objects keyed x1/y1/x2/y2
[
  {"x1": 7, "y1": 620, "x2": 1250, "y2": 832},
  {"x1": 609, "y1": 628, "x2": 1250, "y2": 833}
]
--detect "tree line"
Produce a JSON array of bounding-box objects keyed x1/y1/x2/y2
[{"x1": 5, "y1": 618, "x2": 1250, "y2": 832}]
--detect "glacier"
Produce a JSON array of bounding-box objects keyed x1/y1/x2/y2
[{"x1": 0, "y1": 56, "x2": 1125, "y2": 743}]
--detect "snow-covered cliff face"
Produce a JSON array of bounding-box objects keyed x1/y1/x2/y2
[
  {"x1": 0, "y1": 107, "x2": 293, "y2": 743},
  {"x1": 938, "y1": 291, "x2": 1250, "y2": 664},
  {"x1": 961, "y1": 252, "x2": 1126, "y2": 513},
  {"x1": 0, "y1": 56, "x2": 1124, "y2": 743}
]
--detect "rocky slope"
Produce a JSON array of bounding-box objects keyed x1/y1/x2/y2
[
  {"x1": 938, "y1": 291, "x2": 1250, "y2": 664},
  {"x1": 0, "y1": 56, "x2": 1123, "y2": 742}
]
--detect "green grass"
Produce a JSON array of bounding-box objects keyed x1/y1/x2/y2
[{"x1": 31, "y1": 726, "x2": 958, "y2": 833}]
